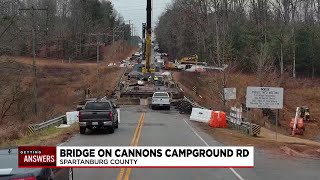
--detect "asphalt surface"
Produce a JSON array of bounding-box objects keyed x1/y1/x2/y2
[{"x1": 63, "y1": 105, "x2": 320, "y2": 180}]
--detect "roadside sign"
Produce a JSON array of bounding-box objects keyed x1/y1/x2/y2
[
  {"x1": 246, "y1": 87, "x2": 283, "y2": 109},
  {"x1": 224, "y1": 88, "x2": 236, "y2": 100},
  {"x1": 230, "y1": 106, "x2": 242, "y2": 125}
]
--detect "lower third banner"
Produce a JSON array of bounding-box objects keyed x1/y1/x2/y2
[{"x1": 19, "y1": 146, "x2": 254, "y2": 168}]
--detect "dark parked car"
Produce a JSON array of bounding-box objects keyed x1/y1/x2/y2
[
  {"x1": 0, "y1": 148, "x2": 73, "y2": 180},
  {"x1": 78, "y1": 100, "x2": 119, "y2": 134}
]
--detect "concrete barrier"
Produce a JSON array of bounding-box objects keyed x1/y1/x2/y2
[
  {"x1": 115, "y1": 98, "x2": 140, "y2": 105},
  {"x1": 140, "y1": 99, "x2": 148, "y2": 105},
  {"x1": 117, "y1": 109, "x2": 121, "y2": 123},
  {"x1": 189, "y1": 108, "x2": 212, "y2": 123},
  {"x1": 66, "y1": 111, "x2": 79, "y2": 125}
]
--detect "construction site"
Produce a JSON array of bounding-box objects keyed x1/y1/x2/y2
[{"x1": 1, "y1": 0, "x2": 320, "y2": 179}]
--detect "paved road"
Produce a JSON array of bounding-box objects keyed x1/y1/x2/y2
[{"x1": 63, "y1": 106, "x2": 320, "y2": 180}]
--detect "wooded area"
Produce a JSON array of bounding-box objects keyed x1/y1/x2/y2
[
  {"x1": 0, "y1": 0, "x2": 136, "y2": 141},
  {"x1": 155, "y1": 0, "x2": 320, "y2": 78},
  {"x1": 0, "y1": 0, "x2": 132, "y2": 60}
]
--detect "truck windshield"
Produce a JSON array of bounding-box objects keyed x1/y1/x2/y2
[
  {"x1": 85, "y1": 102, "x2": 111, "y2": 110},
  {"x1": 154, "y1": 93, "x2": 169, "y2": 97}
]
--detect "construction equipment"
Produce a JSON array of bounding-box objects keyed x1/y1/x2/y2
[
  {"x1": 142, "y1": 0, "x2": 155, "y2": 74},
  {"x1": 290, "y1": 107, "x2": 307, "y2": 135},
  {"x1": 179, "y1": 55, "x2": 198, "y2": 64},
  {"x1": 164, "y1": 62, "x2": 179, "y2": 70},
  {"x1": 300, "y1": 106, "x2": 310, "y2": 121},
  {"x1": 142, "y1": 23, "x2": 146, "y2": 60}
]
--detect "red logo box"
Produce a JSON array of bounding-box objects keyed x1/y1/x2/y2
[{"x1": 18, "y1": 146, "x2": 56, "y2": 168}]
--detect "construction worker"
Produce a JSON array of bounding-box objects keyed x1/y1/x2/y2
[
  {"x1": 120, "y1": 81, "x2": 125, "y2": 90},
  {"x1": 154, "y1": 76, "x2": 158, "y2": 81},
  {"x1": 148, "y1": 76, "x2": 152, "y2": 82}
]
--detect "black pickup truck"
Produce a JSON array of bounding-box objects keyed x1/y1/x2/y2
[{"x1": 78, "y1": 100, "x2": 119, "y2": 134}]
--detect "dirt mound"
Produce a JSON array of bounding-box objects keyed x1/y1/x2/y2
[{"x1": 280, "y1": 145, "x2": 320, "y2": 159}]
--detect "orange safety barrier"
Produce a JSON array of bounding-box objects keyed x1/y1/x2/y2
[
  {"x1": 290, "y1": 118, "x2": 304, "y2": 128},
  {"x1": 209, "y1": 111, "x2": 227, "y2": 128}
]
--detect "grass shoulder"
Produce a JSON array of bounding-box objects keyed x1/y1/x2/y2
[{"x1": 0, "y1": 124, "x2": 78, "y2": 148}]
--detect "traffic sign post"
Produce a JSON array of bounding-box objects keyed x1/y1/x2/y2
[
  {"x1": 246, "y1": 87, "x2": 284, "y2": 140},
  {"x1": 276, "y1": 109, "x2": 278, "y2": 140},
  {"x1": 224, "y1": 88, "x2": 236, "y2": 100},
  {"x1": 246, "y1": 87, "x2": 283, "y2": 109}
]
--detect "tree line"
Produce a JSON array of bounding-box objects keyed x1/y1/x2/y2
[
  {"x1": 0, "y1": 0, "x2": 132, "y2": 60},
  {"x1": 155, "y1": 0, "x2": 320, "y2": 78}
]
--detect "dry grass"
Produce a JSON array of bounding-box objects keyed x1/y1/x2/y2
[
  {"x1": 0, "y1": 124, "x2": 78, "y2": 148},
  {"x1": 174, "y1": 71, "x2": 320, "y2": 141},
  {"x1": 193, "y1": 121, "x2": 320, "y2": 159},
  {"x1": 0, "y1": 45, "x2": 136, "y2": 146}
]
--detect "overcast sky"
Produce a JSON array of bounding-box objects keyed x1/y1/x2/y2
[{"x1": 112, "y1": 0, "x2": 172, "y2": 38}]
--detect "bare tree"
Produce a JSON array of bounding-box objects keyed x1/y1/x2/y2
[
  {"x1": 290, "y1": 0, "x2": 300, "y2": 78},
  {"x1": 0, "y1": 56, "x2": 31, "y2": 121},
  {"x1": 254, "y1": 43, "x2": 274, "y2": 86}
]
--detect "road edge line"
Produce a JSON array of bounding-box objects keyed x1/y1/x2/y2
[{"x1": 182, "y1": 118, "x2": 245, "y2": 180}]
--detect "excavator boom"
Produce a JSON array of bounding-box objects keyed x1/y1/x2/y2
[{"x1": 291, "y1": 106, "x2": 305, "y2": 136}]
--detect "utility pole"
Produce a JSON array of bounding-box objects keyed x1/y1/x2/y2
[
  {"x1": 83, "y1": 33, "x2": 107, "y2": 96},
  {"x1": 132, "y1": 26, "x2": 135, "y2": 46},
  {"x1": 131, "y1": 23, "x2": 134, "y2": 45},
  {"x1": 83, "y1": 27, "x2": 126, "y2": 96},
  {"x1": 131, "y1": 24, "x2": 133, "y2": 36},
  {"x1": 127, "y1": 20, "x2": 133, "y2": 46},
  {"x1": 112, "y1": 27, "x2": 116, "y2": 66},
  {"x1": 19, "y1": 6, "x2": 48, "y2": 115},
  {"x1": 110, "y1": 26, "x2": 124, "y2": 65}
]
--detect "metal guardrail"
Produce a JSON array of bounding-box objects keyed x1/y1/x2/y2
[
  {"x1": 115, "y1": 66, "x2": 128, "y2": 92},
  {"x1": 27, "y1": 95, "x2": 111, "y2": 135},
  {"x1": 28, "y1": 115, "x2": 66, "y2": 134},
  {"x1": 227, "y1": 119, "x2": 261, "y2": 136},
  {"x1": 183, "y1": 96, "x2": 206, "y2": 109},
  {"x1": 26, "y1": 67, "x2": 129, "y2": 135}
]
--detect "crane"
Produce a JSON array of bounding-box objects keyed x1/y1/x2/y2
[
  {"x1": 142, "y1": 0, "x2": 154, "y2": 74},
  {"x1": 142, "y1": 23, "x2": 146, "y2": 60}
]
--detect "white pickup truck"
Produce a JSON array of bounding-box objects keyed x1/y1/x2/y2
[{"x1": 151, "y1": 92, "x2": 171, "y2": 110}]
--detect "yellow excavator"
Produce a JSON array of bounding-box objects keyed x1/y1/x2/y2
[{"x1": 179, "y1": 54, "x2": 198, "y2": 64}]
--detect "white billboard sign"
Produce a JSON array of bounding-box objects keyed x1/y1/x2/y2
[
  {"x1": 224, "y1": 88, "x2": 236, "y2": 100},
  {"x1": 246, "y1": 87, "x2": 283, "y2": 109}
]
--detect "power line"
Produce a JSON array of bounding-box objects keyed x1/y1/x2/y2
[
  {"x1": 18, "y1": 6, "x2": 48, "y2": 115},
  {"x1": 116, "y1": 6, "x2": 165, "y2": 11},
  {"x1": 83, "y1": 32, "x2": 108, "y2": 96},
  {"x1": 83, "y1": 25, "x2": 127, "y2": 95},
  {"x1": 0, "y1": 12, "x2": 19, "y2": 39},
  {"x1": 115, "y1": 4, "x2": 163, "y2": 8}
]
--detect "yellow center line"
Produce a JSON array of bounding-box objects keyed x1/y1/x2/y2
[
  {"x1": 117, "y1": 112, "x2": 145, "y2": 180},
  {"x1": 131, "y1": 113, "x2": 145, "y2": 146},
  {"x1": 123, "y1": 113, "x2": 145, "y2": 180}
]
